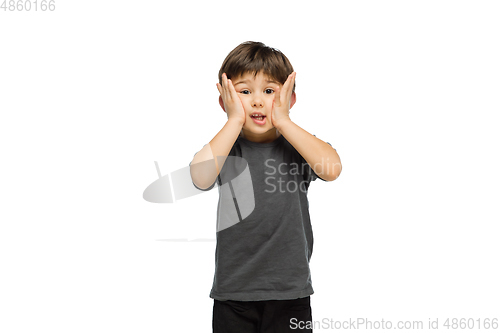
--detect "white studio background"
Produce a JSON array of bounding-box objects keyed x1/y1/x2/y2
[{"x1": 1, "y1": 1, "x2": 499, "y2": 332}]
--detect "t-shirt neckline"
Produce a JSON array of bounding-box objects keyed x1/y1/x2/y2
[{"x1": 237, "y1": 134, "x2": 284, "y2": 148}]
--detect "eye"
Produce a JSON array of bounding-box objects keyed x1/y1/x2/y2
[
  {"x1": 240, "y1": 90, "x2": 250, "y2": 94},
  {"x1": 265, "y1": 88, "x2": 274, "y2": 94}
]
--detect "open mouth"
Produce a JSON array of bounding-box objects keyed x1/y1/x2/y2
[{"x1": 250, "y1": 114, "x2": 266, "y2": 125}]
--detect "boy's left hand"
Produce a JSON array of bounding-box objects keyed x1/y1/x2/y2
[{"x1": 271, "y1": 72, "x2": 296, "y2": 129}]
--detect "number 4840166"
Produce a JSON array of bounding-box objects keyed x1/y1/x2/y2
[{"x1": 1, "y1": 0, "x2": 55, "y2": 11}]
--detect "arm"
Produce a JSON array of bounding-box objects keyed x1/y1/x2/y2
[
  {"x1": 190, "y1": 73, "x2": 246, "y2": 190},
  {"x1": 190, "y1": 119, "x2": 243, "y2": 190},
  {"x1": 276, "y1": 120, "x2": 342, "y2": 181},
  {"x1": 271, "y1": 72, "x2": 341, "y2": 181}
]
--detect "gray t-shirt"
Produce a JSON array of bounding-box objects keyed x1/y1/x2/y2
[{"x1": 193, "y1": 134, "x2": 334, "y2": 301}]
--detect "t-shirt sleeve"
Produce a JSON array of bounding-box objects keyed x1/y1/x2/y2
[
  {"x1": 306, "y1": 135, "x2": 337, "y2": 182},
  {"x1": 189, "y1": 144, "x2": 219, "y2": 191}
]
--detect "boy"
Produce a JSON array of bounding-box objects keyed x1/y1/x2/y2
[{"x1": 189, "y1": 41, "x2": 342, "y2": 333}]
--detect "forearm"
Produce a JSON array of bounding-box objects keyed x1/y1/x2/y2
[
  {"x1": 277, "y1": 119, "x2": 342, "y2": 181},
  {"x1": 190, "y1": 119, "x2": 243, "y2": 189}
]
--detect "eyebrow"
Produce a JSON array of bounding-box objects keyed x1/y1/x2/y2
[{"x1": 234, "y1": 79, "x2": 279, "y2": 86}]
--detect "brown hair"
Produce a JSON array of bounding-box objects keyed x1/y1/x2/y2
[{"x1": 218, "y1": 41, "x2": 296, "y2": 93}]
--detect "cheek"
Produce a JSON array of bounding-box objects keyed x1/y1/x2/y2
[
  {"x1": 238, "y1": 95, "x2": 249, "y2": 106},
  {"x1": 241, "y1": 103, "x2": 250, "y2": 114},
  {"x1": 267, "y1": 96, "x2": 275, "y2": 108}
]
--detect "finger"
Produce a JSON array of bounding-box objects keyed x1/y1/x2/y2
[
  {"x1": 222, "y1": 73, "x2": 229, "y2": 99},
  {"x1": 278, "y1": 74, "x2": 290, "y2": 104},
  {"x1": 226, "y1": 76, "x2": 236, "y2": 102},
  {"x1": 227, "y1": 79, "x2": 237, "y2": 99},
  {"x1": 288, "y1": 72, "x2": 296, "y2": 101},
  {"x1": 274, "y1": 85, "x2": 281, "y2": 107},
  {"x1": 221, "y1": 73, "x2": 231, "y2": 106},
  {"x1": 284, "y1": 72, "x2": 294, "y2": 99},
  {"x1": 280, "y1": 72, "x2": 295, "y2": 106},
  {"x1": 281, "y1": 72, "x2": 291, "y2": 90}
]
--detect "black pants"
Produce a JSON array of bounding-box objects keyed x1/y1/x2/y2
[{"x1": 213, "y1": 296, "x2": 312, "y2": 333}]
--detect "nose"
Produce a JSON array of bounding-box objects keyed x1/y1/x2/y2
[{"x1": 251, "y1": 95, "x2": 264, "y2": 107}]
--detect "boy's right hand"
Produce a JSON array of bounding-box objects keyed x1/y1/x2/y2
[{"x1": 217, "y1": 73, "x2": 246, "y2": 126}]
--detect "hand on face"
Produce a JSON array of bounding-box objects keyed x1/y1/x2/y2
[
  {"x1": 216, "y1": 73, "x2": 246, "y2": 126},
  {"x1": 270, "y1": 72, "x2": 295, "y2": 129}
]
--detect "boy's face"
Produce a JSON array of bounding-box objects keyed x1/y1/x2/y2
[{"x1": 219, "y1": 70, "x2": 296, "y2": 141}]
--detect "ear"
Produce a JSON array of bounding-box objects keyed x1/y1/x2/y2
[
  {"x1": 219, "y1": 95, "x2": 226, "y2": 112},
  {"x1": 289, "y1": 92, "x2": 297, "y2": 109}
]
